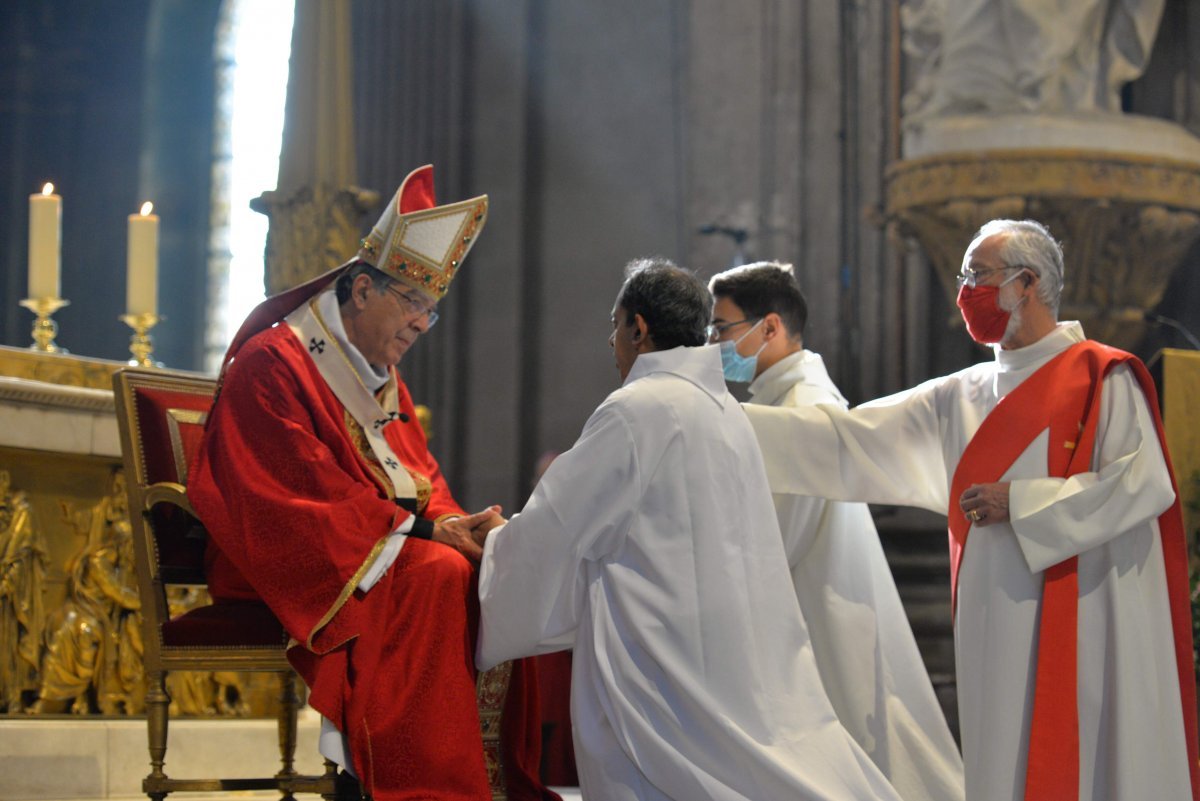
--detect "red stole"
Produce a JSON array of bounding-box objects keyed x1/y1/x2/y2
[{"x1": 948, "y1": 340, "x2": 1199, "y2": 801}]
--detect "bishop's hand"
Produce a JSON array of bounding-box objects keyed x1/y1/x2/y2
[
  {"x1": 432, "y1": 507, "x2": 500, "y2": 563},
  {"x1": 469, "y1": 505, "x2": 507, "y2": 549}
]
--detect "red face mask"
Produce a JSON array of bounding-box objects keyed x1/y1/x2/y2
[{"x1": 956, "y1": 284, "x2": 1011, "y2": 344}]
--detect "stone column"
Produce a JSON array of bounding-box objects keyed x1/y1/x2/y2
[{"x1": 253, "y1": 0, "x2": 378, "y2": 294}]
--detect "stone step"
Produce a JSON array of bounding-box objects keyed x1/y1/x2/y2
[{"x1": 0, "y1": 711, "x2": 325, "y2": 800}]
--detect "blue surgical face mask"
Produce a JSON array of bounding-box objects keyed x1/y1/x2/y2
[{"x1": 719, "y1": 319, "x2": 766, "y2": 382}]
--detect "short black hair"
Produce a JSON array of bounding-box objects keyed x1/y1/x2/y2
[
  {"x1": 335, "y1": 261, "x2": 394, "y2": 304},
  {"x1": 615, "y1": 258, "x2": 710, "y2": 349},
  {"x1": 708, "y1": 261, "x2": 807, "y2": 340}
]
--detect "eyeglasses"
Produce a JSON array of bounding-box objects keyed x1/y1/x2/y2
[
  {"x1": 706, "y1": 318, "x2": 760, "y2": 343},
  {"x1": 956, "y1": 265, "x2": 1025, "y2": 289},
  {"x1": 384, "y1": 284, "x2": 439, "y2": 328}
]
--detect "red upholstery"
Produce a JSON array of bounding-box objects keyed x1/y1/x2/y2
[
  {"x1": 133, "y1": 385, "x2": 213, "y2": 575},
  {"x1": 133, "y1": 385, "x2": 212, "y2": 484},
  {"x1": 161, "y1": 601, "x2": 288, "y2": 648},
  {"x1": 131, "y1": 384, "x2": 287, "y2": 647}
]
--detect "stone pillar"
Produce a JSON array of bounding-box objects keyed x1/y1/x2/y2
[{"x1": 254, "y1": 0, "x2": 378, "y2": 294}]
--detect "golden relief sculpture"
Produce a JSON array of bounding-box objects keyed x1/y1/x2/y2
[
  {"x1": 0, "y1": 351, "x2": 281, "y2": 717},
  {"x1": 7, "y1": 468, "x2": 265, "y2": 717},
  {"x1": 36, "y1": 470, "x2": 143, "y2": 714},
  {"x1": 0, "y1": 346, "x2": 119, "y2": 392},
  {"x1": 0, "y1": 470, "x2": 47, "y2": 713}
]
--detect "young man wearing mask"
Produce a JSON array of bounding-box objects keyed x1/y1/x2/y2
[{"x1": 709, "y1": 261, "x2": 964, "y2": 801}]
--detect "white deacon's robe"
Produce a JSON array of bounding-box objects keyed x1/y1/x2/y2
[
  {"x1": 747, "y1": 350, "x2": 964, "y2": 801},
  {"x1": 743, "y1": 323, "x2": 1190, "y2": 801},
  {"x1": 478, "y1": 345, "x2": 902, "y2": 801}
]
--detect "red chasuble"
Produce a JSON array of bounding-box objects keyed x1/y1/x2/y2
[
  {"x1": 948, "y1": 340, "x2": 1199, "y2": 801},
  {"x1": 189, "y1": 300, "x2": 555, "y2": 800}
]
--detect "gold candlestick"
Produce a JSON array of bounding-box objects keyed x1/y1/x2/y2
[
  {"x1": 120, "y1": 312, "x2": 163, "y2": 367},
  {"x1": 19, "y1": 297, "x2": 70, "y2": 353}
]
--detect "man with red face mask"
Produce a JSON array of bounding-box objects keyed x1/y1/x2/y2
[{"x1": 742, "y1": 219, "x2": 1199, "y2": 801}]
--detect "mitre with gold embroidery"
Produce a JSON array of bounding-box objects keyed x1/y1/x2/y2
[{"x1": 357, "y1": 164, "x2": 488, "y2": 301}]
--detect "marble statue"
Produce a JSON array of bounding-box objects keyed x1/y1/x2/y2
[{"x1": 902, "y1": 0, "x2": 1165, "y2": 121}]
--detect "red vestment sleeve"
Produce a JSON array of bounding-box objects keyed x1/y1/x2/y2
[{"x1": 190, "y1": 327, "x2": 408, "y2": 652}]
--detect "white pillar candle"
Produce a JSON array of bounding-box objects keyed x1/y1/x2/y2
[
  {"x1": 28, "y1": 183, "x2": 61, "y2": 299},
  {"x1": 126, "y1": 201, "x2": 159, "y2": 317}
]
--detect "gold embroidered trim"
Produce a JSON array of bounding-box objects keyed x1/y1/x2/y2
[
  {"x1": 383, "y1": 199, "x2": 488, "y2": 300},
  {"x1": 345, "y1": 409, "x2": 395, "y2": 498},
  {"x1": 476, "y1": 660, "x2": 513, "y2": 799},
  {"x1": 408, "y1": 468, "x2": 431, "y2": 514},
  {"x1": 343, "y1": 409, "x2": 432, "y2": 512},
  {"x1": 305, "y1": 534, "x2": 390, "y2": 651}
]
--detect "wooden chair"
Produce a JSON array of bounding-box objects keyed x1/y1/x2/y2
[{"x1": 113, "y1": 366, "x2": 341, "y2": 801}]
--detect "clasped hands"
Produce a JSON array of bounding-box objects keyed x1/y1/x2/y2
[
  {"x1": 958, "y1": 481, "x2": 1010, "y2": 526},
  {"x1": 431, "y1": 505, "x2": 508, "y2": 563}
]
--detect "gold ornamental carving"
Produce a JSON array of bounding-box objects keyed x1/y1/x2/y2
[
  {"x1": 886, "y1": 150, "x2": 1200, "y2": 349},
  {"x1": 36, "y1": 470, "x2": 143, "y2": 714},
  {"x1": 0, "y1": 470, "x2": 47, "y2": 713},
  {"x1": 0, "y1": 466, "x2": 271, "y2": 717},
  {"x1": 0, "y1": 358, "x2": 279, "y2": 717},
  {"x1": 0, "y1": 346, "x2": 120, "y2": 393},
  {"x1": 252, "y1": 184, "x2": 380, "y2": 295}
]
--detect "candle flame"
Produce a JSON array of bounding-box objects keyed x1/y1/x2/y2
[
  {"x1": 42, "y1": 183, "x2": 54, "y2": 195},
  {"x1": 140, "y1": 202, "x2": 154, "y2": 216}
]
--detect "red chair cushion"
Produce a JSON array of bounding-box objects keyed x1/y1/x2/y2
[
  {"x1": 133, "y1": 385, "x2": 213, "y2": 485},
  {"x1": 161, "y1": 601, "x2": 288, "y2": 648},
  {"x1": 133, "y1": 384, "x2": 215, "y2": 575}
]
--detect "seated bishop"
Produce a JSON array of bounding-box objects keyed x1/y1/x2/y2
[{"x1": 189, "y1": 165, "x2": 556, "y2": 801}]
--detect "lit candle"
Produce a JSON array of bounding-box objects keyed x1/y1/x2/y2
[
  {"x1": 127, "y1": 201, "x2": 159, "y2": 317},
  {"x1": 28, "y1": 183, "x2": 61, "y2": 299}
]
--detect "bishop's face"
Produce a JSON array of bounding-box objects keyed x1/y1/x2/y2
[{"x1": 344, "y1": 274, "x2": 435, "y2": 368}]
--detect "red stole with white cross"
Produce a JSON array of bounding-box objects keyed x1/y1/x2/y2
[{"x1": 948, "y1": 339, "x2": 1198, "y2": 801}]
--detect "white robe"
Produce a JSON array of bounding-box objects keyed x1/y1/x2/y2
[
  {"x1": 477, "y1": 344, "x2": 902, "y2": 801},
  {"x1": 743, "y1": 323, "x2": 1190, "y2": 801},
  {"x1": 747, "y1": 350, "x2": 965, "y2": 801}
]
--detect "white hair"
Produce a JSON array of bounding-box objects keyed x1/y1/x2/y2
[{"x1": 962, "y1": 219, "x2": 1064, "y2": 314}]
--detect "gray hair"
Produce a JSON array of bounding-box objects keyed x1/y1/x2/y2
[
  {"x1": 336, "y1": 261, "x2": 393, "y2": 305},
  {"x1": 963, "y1": 219, "x2": 1064, "y2": 313}
]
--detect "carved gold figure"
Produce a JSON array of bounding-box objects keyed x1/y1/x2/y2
[
  {"x1": 36, "y1": 471, "x2": 142, "y2": 714},
  {"x1": 0, "y1": 470, "x2": 47, "y2": 713}
]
